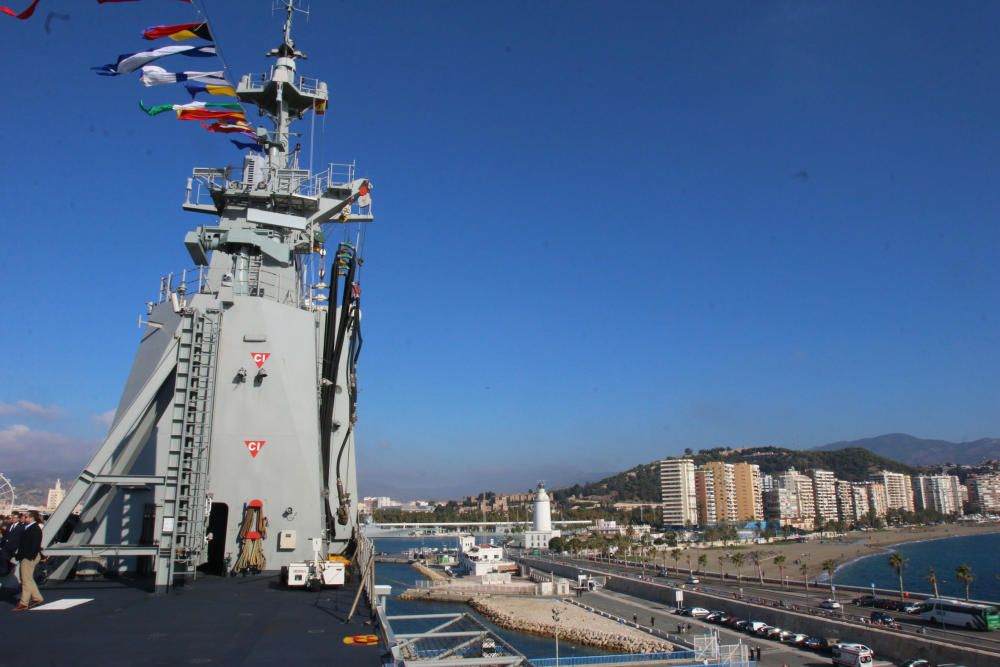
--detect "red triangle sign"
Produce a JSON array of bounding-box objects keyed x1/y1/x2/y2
[
  {"x1": 244, "y1": 440, "x2": 266, "y2": 458},
  {"x1": 250, "y1": 352, "x2": 270, "y2": 369}
]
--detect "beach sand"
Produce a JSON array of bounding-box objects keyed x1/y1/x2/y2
[{"x1": 665, "y1": 523, "x2": 1000, "y2": 581}]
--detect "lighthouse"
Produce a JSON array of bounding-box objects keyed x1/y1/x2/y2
[{"x1": 523, "y1": 481, "x2": 560, "y2": 550}]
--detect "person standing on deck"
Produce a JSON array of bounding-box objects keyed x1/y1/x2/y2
[{"x1": 12, "y1": 511, "x2": 43, "y2": 611}]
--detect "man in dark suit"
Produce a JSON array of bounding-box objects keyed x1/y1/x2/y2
[
  {"x1": 12, "y1": 511, "x2": 43, "y2": 611},
  {"x1": 0, "y1": 512, "x2": 23, "y2": 578}
]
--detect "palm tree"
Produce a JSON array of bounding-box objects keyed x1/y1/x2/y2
[
  {"x1": 821, "y1": 559, "x2": 838, "y2": 600},
  {"x1": 698, "y1": 553, "x2": 708, "y2": 576},
  {"x1": 686, "y1": 552, "x2": 693, "y2": 575},
  {"x1": 774, "y1": 555, "x2": 787, "y2": 588},
  {"x1": 956, "y1": 563, "x2": 975, "y2": 601},
  {"x1": 749, "y1": 551, "x2": 764, "y2": 585},
  {"x1": 800, "y1": 562, "x2": 809, "y2": 590},
  {"x1": 718, "y1": 553, "x2": 729, "y2": 580},
  {"x1": 888, "y1": 553, "x2": 908, "y2": 602},
  {"x1": 730, "y1": 552, "x2": 746, "y2": 584},
  {"x1": 670, "y1": 549, "x2": 681, "y2": 573},
  {"x1": 927, "y1": 566, "x2": 940, "y2": 598}
]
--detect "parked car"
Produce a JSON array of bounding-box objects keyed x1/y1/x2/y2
[
  {"x1": 765, "y1": 627, "x2": 784, "y2": 639},
  {"x1": 747, "y1": 621, "x2": 768, "y2": 633},
  {"x1": 851, "y1": 595, "x2": 876, "y2": 607},
  {"x1": 688, "y1": 607, "x2": 710, "y2": 618},
  {"x1": 784, "y1": 633, "x2": 808, "y2": 644},
  {"x1": 870, "y1": 611, "x2": 895, "y2": 625},
  {"x1": 778, "y1": 629, "x2": 794, "y2": 642},
  {"x1": 902, "y1": 602, "x2": 923, "y2": 614},
  {"x1": 733, "y1": 619, "x2": 750, "y2": 630},
  {"x1": 686, "y1": 576, "x2": 700, "y2": 585},
  {"x1": 802, "y1": 637, "x2": 826, "y2": 651},
  {"x1": 674, "y1": 607, "x2": 689, "y2": 615},
  {"x1": 820, "y1": 599, "x2": 843, "y2": 610},
  {"x1": 898, "y1": 660, "x2": 930, "y2": 667}
]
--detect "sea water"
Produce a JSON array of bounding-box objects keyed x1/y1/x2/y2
[{"x1": 835, "y1": 531, "x2": 1000, "y2": 602}]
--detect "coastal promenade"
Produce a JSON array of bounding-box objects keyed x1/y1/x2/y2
[{"x1": 521, "y1": 554, "x2": 1000, "y2": 667}]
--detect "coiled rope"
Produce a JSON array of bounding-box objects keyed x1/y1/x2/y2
[{"x1": 232, "y1": 499, "x2": 268, "y2": 575}]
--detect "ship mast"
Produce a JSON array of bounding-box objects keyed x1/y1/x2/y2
[{"x1": 263, "y1": 0, "x2": 308, "y2": 169}]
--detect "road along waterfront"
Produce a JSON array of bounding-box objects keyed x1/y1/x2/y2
[{"x1": 521, "y1": 553, "x2": 1000, "y2": 667}]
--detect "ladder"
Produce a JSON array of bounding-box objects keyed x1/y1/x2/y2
[
  {"x1": 156, "y1": 309, "x2": 220, "y2": 588},
  {"x1": 247, "y1": 254, "x2": 263, "y2": 297}
]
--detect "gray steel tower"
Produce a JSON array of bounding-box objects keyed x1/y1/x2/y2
[{"x1": 42, "y1": 3, "x2": 373, "y2": 591}]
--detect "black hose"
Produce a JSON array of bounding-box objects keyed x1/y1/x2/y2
[{"x1": 322, "y1": 254, "x2": 357, "y2": 535}]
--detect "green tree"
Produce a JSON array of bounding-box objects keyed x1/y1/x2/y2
[
  {"x1": 821, "y1": 559, "x2": 839, "y2": 599},
  {"x1": 927, "y1": 566, "x2": 940, "y2": 597},
  {"x1": 799, "y1": 562, "x2": 809, "y2": 590},
  {"x1": 670, "y1": 549, "x2": 681, "y2": 573},
  {"x1": 956, "y1": 563, "x2": 975, "y2": 601},
  {"x1": 718, "y1": 553, "x2": 729, "y2": 579},
  {"x1": 749, "y1": 551, "x2": 764, "y2": 585},
  {"x1": 729, "y1": 552, "x2": 746, "y2": 584},
  {"x1": 774, "y1": 555, "x2": 787, "y2": 588},
  {"x1": 686, "y1": 552, "x2": 693, "y2": 575},
  {"x1": 888, "y1": 553, "x2": 908, "y2": 602},
  {"x1": 698, "y1": 553, "x2": 708, "y2": 576},
  {"x1": 548, "y1": 536, "x2": 565, "y2": 552}
]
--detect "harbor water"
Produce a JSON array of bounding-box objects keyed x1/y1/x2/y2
[{"x1": 373, "y1": 536, "x2": 615, "y2": 659}]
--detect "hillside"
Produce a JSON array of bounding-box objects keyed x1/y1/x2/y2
[
  {"x1": 815, "y1": 433, "x2": 1000, "y2": 466},
  {"x1": 552, "y1": 446, "x2": 918, "y2": 503}
]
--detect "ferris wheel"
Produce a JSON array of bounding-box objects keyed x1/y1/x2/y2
[{"x1": 0, "y1": 474, "x2": 15, "y2": 515}]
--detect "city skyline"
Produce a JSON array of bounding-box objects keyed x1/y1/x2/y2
[{"x1": 2, "y1": 3, "x2": 1000, "y2": 499}]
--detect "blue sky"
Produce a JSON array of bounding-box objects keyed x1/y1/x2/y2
[{"x1": 1, "y1": 1, "x2": 999, "y2": 499}]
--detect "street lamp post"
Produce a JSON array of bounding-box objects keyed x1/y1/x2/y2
[{"x1": 552, "y1": 605, "x2": 561, "y2": 667}]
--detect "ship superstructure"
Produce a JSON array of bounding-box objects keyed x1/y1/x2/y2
[{"x1": 42, "y1": 3, "x2": 372, "y2": 590}]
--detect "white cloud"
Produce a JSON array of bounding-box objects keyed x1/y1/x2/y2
[
  {"x1": 0, "y1": 424, "x2": 97, "y2": 472},
  {"x1": 93, "y1": 409, "x2": 116, "y2": 430},
  {"x1": 0, "y1": 400, "x2": 63, "y2": 420}
]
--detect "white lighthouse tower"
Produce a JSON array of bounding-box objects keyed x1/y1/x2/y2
[{"x1": 523, "y1": 481, "x2": 559, "y2": 551}]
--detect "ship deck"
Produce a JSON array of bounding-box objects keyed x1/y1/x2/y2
[{"x1": 1, "y1": 572, "x2": 384, "y2": 666}]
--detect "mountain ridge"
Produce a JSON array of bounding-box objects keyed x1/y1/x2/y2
[{"x1": 814, "y1": 433, "x2": 1000, "y2": 466}]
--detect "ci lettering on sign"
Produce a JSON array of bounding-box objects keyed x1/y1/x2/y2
[
  {"x1": 244, "y1": 440, "x2": 266, "y2": 458},
  {"x1": 251, "y1": 352, "x2": 271, "y2": 369}
]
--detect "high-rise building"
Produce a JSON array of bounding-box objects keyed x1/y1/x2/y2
[
  {"x1": 870, "y1": 471, "x2": 914, "y2": 512},
  {"x1": 835, "y1": 479, "x2": 855, "y2": 523},
  {"x1": 46, "y1": 478, "x2": 65, "y2": 512},
  {"x1": 809, "y1": 470, "x2": 838, "y2": 525},
  {"x1": 701, "y1": 461, "x2": 737, "y2": 523},
  {"x1": 866, "y1": 481, "x2": 889, "y2": 518},
  {"x1": 694, "y1": 468, "x2": 717, "y2": 525},
  {"x1": 850, "y1": 484, "x2": 870, "y2": 521},
  {"x1": 913, "y1": 475, "x2": 964, "y2": 516},
  {"x1": 660, "y1": 458, "x2": 698, "y2": 527},
  {"x1": 967, "y1": 474, "x2": 1000, "y2": 514},
  {"x1": 733, "y1": 462, "x2": 763, "y2": 521}
]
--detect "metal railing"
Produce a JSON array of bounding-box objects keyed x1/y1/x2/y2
[
  {"x1": 529, "y1": 654, "x2": 749, "y2": 667},
  {"x1": 154, "y1": 265, "x2": 302, "y2": 311},
  {"x1": 241, "y1": 70, "x2": 322, "y2": 97}
]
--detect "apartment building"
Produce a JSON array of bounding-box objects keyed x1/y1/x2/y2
[
  {"x1": 694, "y1": 467, "x2": 717, "y2": 525},
  {"x1": 913, "y1": 475, "x2": 964, "y2": 516},
  {"x1": 701, "y1": 461, "x2": 737, "y2": 523},
  {"x1": 870, "y1": 471, "x2": 915, "y2": 512},
  {"x1": 809, "y1": 469, "x2": 839, "y2": 525},
  {"x1": 835, "y1": 479, "x2": 855, "y2": 523},
  {"x1": 660, "y1": 458, "x2": 698, "y2": 527},
  {"x1": 733, "y1": 462, "x2": 764, "y2": 521},
  {"x1": 967, "y1": 474, "x2": 1000, "y2": 514}
]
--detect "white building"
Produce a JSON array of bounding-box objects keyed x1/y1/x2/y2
[
  {"x1": 870, "y1": 471, "x2": 914, "y2": 512},
  {"x1": 809, "y1": 470, "x2": 839, "y2": 525},
  {"x1": 46, "y1": 479, "x2": 65, "y2": 512},
  {"x1": 459, "y1": 544, "x2": 512, "y2": 576},
  {"x1": 660, "y1": 458, "x2": 697, "y2": 527},
  {"x1": 521, "y1": 482, "x2": 560, "y2": 550}
]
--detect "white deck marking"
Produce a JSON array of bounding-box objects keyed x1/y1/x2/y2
[{"x1": 31, "y1": 598, "x2": 94, "y2": 611}]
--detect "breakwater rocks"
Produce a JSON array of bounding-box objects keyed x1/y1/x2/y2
[
  {"x1": 410, "y1": 562, "x2": 448, "y2": 581},
  {"x1": 469, "y1": 597, "x2": 673, "y2": 654}
]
